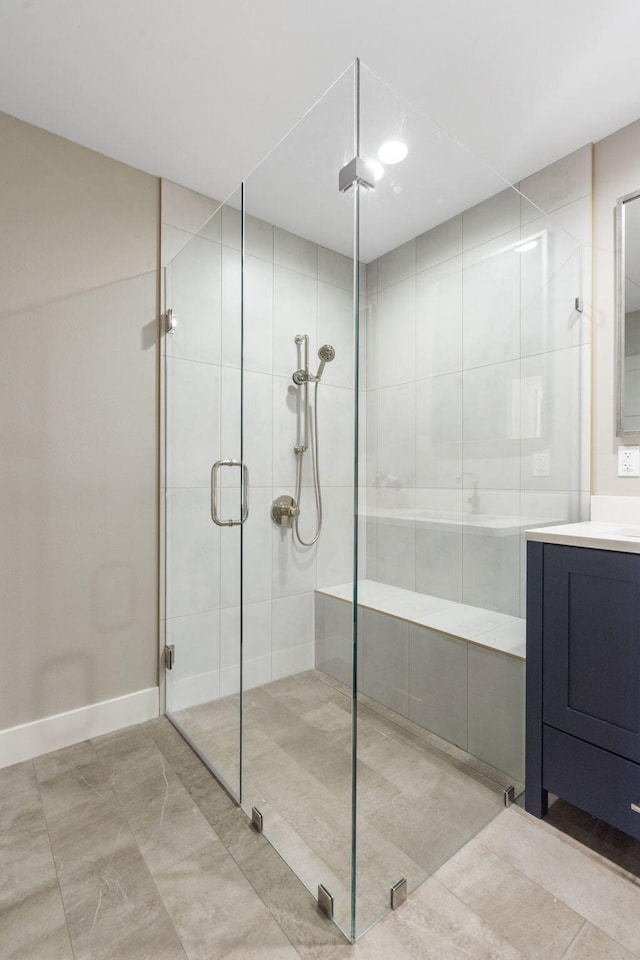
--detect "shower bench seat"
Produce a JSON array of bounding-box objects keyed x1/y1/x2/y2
[{"x1": 314, "y1": 579, "x2": 525, "y2": 784}]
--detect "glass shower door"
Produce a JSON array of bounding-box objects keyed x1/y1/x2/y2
[
  {"x1": 240, "y1": 64, "x2": 360, "y2": 939},
  {"x1": 163, "y1": 188, "x2": 244, "y2": 800}
]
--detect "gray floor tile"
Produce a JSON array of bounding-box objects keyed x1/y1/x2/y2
[
  {"x1": 34, "y1": 741, "x2": 113, "y2": 816},
  {"x1": 0, "y1": 882, "x2": 73, "y2": 960},
  {"x1": 384, "y1": 875, "x2": 525, "y2": 959},
  {"x1": 4, "y1": 676, "x2": 640, "y2": 958},
  {"x1": 480, "y1": 808, "x2": 640, "y2": 958},
  {"x1": 154, "y1": 842, "x2": 301, "y2": 960},
  {"x1": 436, "y1": 836, "x2": 584, "y2": 959},
  {"x1": 562, "y1": 922, "x2": 639, "y2": 960}
]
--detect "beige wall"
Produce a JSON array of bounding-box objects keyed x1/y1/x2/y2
[
  {"x1": 0, "y1": 113, "x2": 159, "y2": 731},
  {"x1": 593, "y1": 119, "x2": 640, "y2": 494}
]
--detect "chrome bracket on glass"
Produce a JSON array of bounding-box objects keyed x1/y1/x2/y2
[
  {"x1": 338, "y1": 156, "x2": 376, "y2": 193},
  {"x1": 211, "y1": 459, "x2": 249, "y2": 527},
  {"x1": 317, "y1": 884, "x2": 334, "y2": 920},
  {"x1": 251, "y1": 806, "x2": 264, "y2": 833},
  {"x1": 504, "y1": 785, "x2": 515, "y2": 807},
  {"x1": 390, "y1": 877, "x2": 407, "y2": 910}
]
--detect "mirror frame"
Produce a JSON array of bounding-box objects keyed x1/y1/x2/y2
[{"x1": 616, "y1": 188, "x2": 640, "y2": 439}]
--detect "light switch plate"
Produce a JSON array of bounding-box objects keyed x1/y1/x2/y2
[{"x1": 618, "y1": 446, "x2": 640, "y2": 477}]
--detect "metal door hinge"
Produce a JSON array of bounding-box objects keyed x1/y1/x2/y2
[
  {"x1": 164, "y1": 644, "x2": 175, "y2": 670},
  {"x1": 163, "y1": 309, "x2": 177, "y2": 334}
]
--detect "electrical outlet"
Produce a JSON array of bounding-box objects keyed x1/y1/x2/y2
[
  {"x1": 532, "y1": 451, "x2": 550, "y2": 477},
  {"x1": 618, "y1": 445, "x2": 640, "y2": 477}
]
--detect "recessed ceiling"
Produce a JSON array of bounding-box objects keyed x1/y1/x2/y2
[{"x1": 2, "y1": 0, "x2": 640, "y2": 257}]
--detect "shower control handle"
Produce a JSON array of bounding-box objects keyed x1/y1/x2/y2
[
  {"x1": 271, "y1": 495, "x2": 300, "y2": 529},
  {"x1": 211, "y1": 460, "x2": 249, "y2": 527}
]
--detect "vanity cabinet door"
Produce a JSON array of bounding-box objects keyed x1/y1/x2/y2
[{"x1": 542, "y1": 544, "x2": 640, "y2": 762}]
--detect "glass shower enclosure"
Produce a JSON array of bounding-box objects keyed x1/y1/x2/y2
[{"x1": 161, "y1": 59, "x2": 589, "y2": 941}]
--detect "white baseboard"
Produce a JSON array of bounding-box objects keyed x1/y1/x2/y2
[{"x1": 0, "y1": 687, "x2": 159, "y2": 769}]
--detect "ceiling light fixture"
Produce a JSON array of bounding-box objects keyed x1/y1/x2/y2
[{"x1": 377, "y1": 140, "x2": 408, "y2": 165}]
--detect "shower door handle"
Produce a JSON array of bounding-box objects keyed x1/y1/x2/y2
[{"x1": 211, "y1": 460, "x2": 249, "y2": 526}]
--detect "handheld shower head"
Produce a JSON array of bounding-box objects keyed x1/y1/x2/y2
[{"x1": 315, "y1": 344, "x2": 336, "y2": 380}]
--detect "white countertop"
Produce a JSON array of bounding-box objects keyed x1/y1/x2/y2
[{"x1": 526, "y1": 521, "x2": 640, "y2": 553}]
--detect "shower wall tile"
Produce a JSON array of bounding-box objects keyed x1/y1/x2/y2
[
  {"x1": 316, "y1": 486, "x2": 355, "y2": 588},
  {"x1": 166, "y1": 357, "x2": 220, "y2": 488},
  {"x1": 220, "y1": 245, "x2": 242, "y2": 367},
  {"x1": 245, "y1": 214, "x2": 274, "y2": 262},
  {"x1": 272, "y1": 522, "x2": 317, "y2": 599},
  {"x1": 415, "y1": 524, "x2": 463, "y2": 602},
  {"x1": 409, "y1": 626, "x2": 467, "y2": 749},
  {"x1": 315, "y1": 593, "x2": 354, "y2": 688},
  {"x1": 415, "y1": 373, "x2": 463, "y2": 489},
  {"x1": 274, "y1": 226, "x2": 317, "y2": 278},
  {"x1": 243, "y1": 488, "x2": 274, "y2": 605},
  {"x1": 241, "y1": 370, "x2": 274, "y2": 487},
  {"x1": 166, "y1": 487, "x2": 221, "y2": 619},
  {"x1": 376, "y1": 276, "x2": 416, "y2": 387},
  {"x1": 221, "y1": 203, "x2": 242, "y2": 250},
  {"x1": 365, "y1": 386, "x2": 378, "y2": 488},
  {"x1": 467, "y1": 645, "x2": 525, "y2": 783},
  {"x1": 375, "y1": 515, "x2": 416, "y2": 593},
  {"x1": 366, "y1": 513, "x2": 379, "y2": 580},
  {"x1": 377, "y1": 238, "x2": 416, "y2": 290},
  {"x1": 463, "y1": 230, "x2": 521, "y2": 369},
  {"x1": 318, "y1": 280, "x2": 354, "y2": 388},
  {"x1": 165, "y1": 610, "x2": 220, "y2": 688},
  {"x1": 366, "y1": 258, "x2": 378, "y2": 295},
  {"x1": 220, "y1": 601, "x2": 272, "y2": 692},
  {"x1": 520, "y1": 346, "x2": 582, "y2": 493},
  {"x1": 365, "y1": 294, "x2": 378, "y2": 391},
  {"x1": 219, "y1": 487, "x2": 272, "y2": 609},
  {"x1": 272, "y1": 265, "x2": 317, "y2": 378},
  {"x1": 415, "y1": 255, "x2": 463, "y2": 378},
  {"x1": 462, "y1": 525, "x2": 521, "y2": 617},
  {"x1": 166, "y1": 234, "x2": 222, "y2": 365},
  {"x1": 377, "y1": 381, "x2": 416, "y2": 488},
  {"x1": 462, "y1": 360, "x2": 521, "y2": 490},
  {"x1": 520, "y1": 198, "x2": 591, "y2": 358},
  {"x1": 361, "y1": 609, "x2": 410, "y2": 718},
  {"x1": 416, "y1": 214, "x2": 463, "y2": 272},
  {"x1": 462, "y1": 188, "x2": 521, "y2": 251},
  {"x1": 242, "y1": 255, "x2": 273, "y2": 374},
  {"x1": 318, "y1": 244, "x2": 353, "y2": 290},
  {"x1": 271, "y1": 593, "x2": 315, "y2": 680},
  {"x1": 318, "y1": 384, "x2": 355, "y2": 486},
  {"x1": 272, "y1": 373, "x2": 305, "y2": 490},
  {"x1": 519, "y1": 144, "x2": 592, "y2": 219}
]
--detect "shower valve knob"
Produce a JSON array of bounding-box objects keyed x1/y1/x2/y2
[{"x1": 271, "y1": 495, "x2": 300, "y2": 528}]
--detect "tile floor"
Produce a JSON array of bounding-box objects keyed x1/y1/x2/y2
[
  {"x1": 2, "y1": 710, "x2": 640, "y2": 958},
  {"x1": 172, "y1": 669, "x2": 512, "y2": 935}
]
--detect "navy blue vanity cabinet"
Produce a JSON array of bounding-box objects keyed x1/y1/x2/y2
[{"x1": 526, "y1": 540, "x2": 640, "y2": 840}]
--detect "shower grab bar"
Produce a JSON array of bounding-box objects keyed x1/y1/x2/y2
[{"x1": 211, "y1": 460, "x2": 249, "y2": 526}]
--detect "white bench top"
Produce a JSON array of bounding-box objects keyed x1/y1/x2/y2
[{"x1": 315, "y1": 579, "x2": 525, "y2": 661}]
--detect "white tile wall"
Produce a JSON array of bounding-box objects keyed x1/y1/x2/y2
[
  {"x1": 365, "y1": 147, "x2": 591, "y2": 619},
  {"x1": 164, "y1": 185, "x2": 358, "y2": 709}
]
